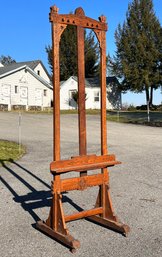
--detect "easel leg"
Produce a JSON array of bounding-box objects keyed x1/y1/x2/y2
[
  {"x1": 87, "y1": 183, "x2": 130, "y2": 236},
  {"x1": 36, "y1": 191, "x2": 80, "y2": 251}
]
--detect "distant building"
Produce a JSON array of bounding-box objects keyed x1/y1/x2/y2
[
  {"x1": 60, "y1": 76, "x2": 121, "y2": 110},
  {"x1": 0, "y1": 60, "x2": 52, "y2": 111},
  {"x1": 0, "y1": 62, "x2": 121, "y2": 111}
]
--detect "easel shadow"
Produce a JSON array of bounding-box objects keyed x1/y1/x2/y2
[{"x1": 0, "y1": 159, "x2": 83, "y2": 225}]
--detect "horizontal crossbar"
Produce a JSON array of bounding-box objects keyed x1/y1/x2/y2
[
  {"x1": 59, "y1": 173, "x2": 108, "y2": 192},
  {"x1": 50, "y1": 13, "x2": 107, "y2": 31},
  {"x1": 65, "y1": 207, "x2": 103, "y2": 222}
]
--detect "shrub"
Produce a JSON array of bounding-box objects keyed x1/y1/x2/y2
[{"x1": 127, "y1": 104, "x2": 136, "y2": 111}]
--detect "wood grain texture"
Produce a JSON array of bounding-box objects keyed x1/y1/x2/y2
[
  {"x1": 49, "y1": 7, "x2": 107, "y2": 31},
  {"x1": 36, "y1": 221, "x2": 80, "y2": 250},
  {"x1": 59, "y1": 173, "x2": 109, "y2": 192},
  {"x1": 50, "y1": 154, "x2": 121, "y2": 174},
  {"x1": 65, "y1": 208, "x2": 103, "y2": 222}
]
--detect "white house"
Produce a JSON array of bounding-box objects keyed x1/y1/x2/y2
[
  {"x1": 60, "y1": 76, "x2": 121, "y2": 110},
  {"x1": 0, "y1": 60, "x2": 52, "y2": 111}
]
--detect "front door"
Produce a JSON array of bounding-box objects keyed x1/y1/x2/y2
[
  {"x1": 35, "y1": 88, "x2": 43, "y2": 106},
  {"x1": 20, "y1": 86, "x2": 28, "y2": 105},
  {"x1": 1, "y1": 84, "x2": 11, "y2": 105}
]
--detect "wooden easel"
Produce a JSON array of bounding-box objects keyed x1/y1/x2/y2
[{"x1": 36, "y1": 5, "x2": 130, "y2": 252}]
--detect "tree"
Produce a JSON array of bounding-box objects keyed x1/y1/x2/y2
[
  {"x1": 84, "y1": 30, "x2": 99, "y2": 77},
  {"x1": 69, "y1": 90, "x2": 87, "y2": 109},
  {"x1": 46, "y1": 26, "x2": 99, "y2": 80},
  {"x1": 0, "y1": 55, "x2": 16, "y2": 65},
  {"x1": 111, "y1": 0, "x2": 162, "y2": 109}
]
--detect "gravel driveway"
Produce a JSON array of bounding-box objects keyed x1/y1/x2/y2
[{"x1": 0, "y1": 112, "x2": 162, "y2": 257}]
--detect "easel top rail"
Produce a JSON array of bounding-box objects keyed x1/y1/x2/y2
[{"x1": 49, "y1": 5, "x2": 108, "y2": 31}]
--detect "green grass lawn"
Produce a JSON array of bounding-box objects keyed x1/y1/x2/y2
[
  {"x1": 60, "y1": 109, "x2": 162, "y2": 126},
  {"x1": 6, "y1": 108, "x2": 100, "y2": 115},
  {"x1": 107, "y1": 111, "x2": 162, "y2": 126},
  {"x1": 0, "y1": 140, "x2": 26, "y2": 165}
]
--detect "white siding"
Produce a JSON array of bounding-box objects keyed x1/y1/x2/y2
[
  {"x1": 60, "y1": 77, "x2": 121, "y2": 110},
  {"x1": 86, "y1": 88, "x2": 101, "y2": 109},
  {"x1": 60, "y1": 77, "x2": 78, "y2": 110},
  {"x1": 0, "y1": 83, "x2": 11, "y2": 110},
  {"x1": 0, "y1": 68, "x2": 52, "y2": 109},
  {"x1": 34, "y1": 63, "x2": 50, "y2": 83}
]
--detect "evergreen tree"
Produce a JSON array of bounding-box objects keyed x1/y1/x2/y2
[
  {"x1": 60, "y1": 25, "x2": 78, "y2": 81},
  {"x1": 46, "y1": 26, "x2": 99, "y2": 81},
  {"x1": 0, "y1": 55, "x2": 16, "y2": 65},
  {"x1": 84, "y1": 30, "x2": 99, "y2": 77},
  {"x1": 111, "y1": 0, "x2": 162, "y2": 107}
]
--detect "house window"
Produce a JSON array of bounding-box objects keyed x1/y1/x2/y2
[
  {"x1": 94, "y1": 91, "x2": 99, "y2": 102},
  {"x1": 37, "y1": 70, "x2": 40, "y2": 75},
  {"x1": 44, "y1": 89, "x2": 47, "y2": 96},
  {"x1": 15, "y1": 86, "x2": 18, "y2": 94}
]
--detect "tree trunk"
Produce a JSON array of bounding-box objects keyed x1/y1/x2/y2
[
  {"x1": 145, "y1": 87, "x2": 150, "y2": 104},
  {"x1": 149, "y1": 86, "x2": 154, "y2": 108},
  {"x1": 145, "y1": 87, "x2": 150, "y2": 122}
]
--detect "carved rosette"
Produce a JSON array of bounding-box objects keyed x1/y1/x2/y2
[{"x1": 79, "y1": 177, "x2": 87, "y2": 191}]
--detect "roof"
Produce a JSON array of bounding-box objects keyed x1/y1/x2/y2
[
  {"x1": 61, "y1": 76, "x2": 120, "y2": 88},
  {"x1": 72, "y1": 76, "x2": 91, "y2": 87},
  {"x1": 86, "y1": 76, "x2": 120, "y2": 87},
  {"x1": 0, "y1": 60, "x2": 50, "y2": 79},
  {"x1": 0, "y1": 60, "x2": 52, "y2": 90},
  {"x1": 0, "y1": 62, "x2": 25, "y2": 76}
]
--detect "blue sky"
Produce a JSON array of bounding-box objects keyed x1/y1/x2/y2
[{"x1": 0, "y1": 0, "x2": 162, "y2": 105}]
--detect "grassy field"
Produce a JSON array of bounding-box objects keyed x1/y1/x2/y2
[
  {"x1": 1, "y1": 109, "x2": 162, "y2": 126},
  {"x1": 107, "y1": 111, "x2": 162, "y2": 126},
  {"x1": 60, "y1": 109, "x2": 162, "y2": 126},
  {"x1": 4, "y1": 109, "x2": 100, "y2": 115},
  {"x1": 60, "y1": 109, "x2": 101, "y2": 115},
  {"x1": 0, "y1": 140, "x2": 26, "y2": 165}
]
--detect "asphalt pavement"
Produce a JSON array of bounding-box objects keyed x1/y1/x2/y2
[{"x1": 0, "y1": 112, "x2": 162, "y2": 257}]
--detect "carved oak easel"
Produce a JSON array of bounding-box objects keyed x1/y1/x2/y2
[{"x1": 36, "y1": 5, "x2": 130, "y2": 252}]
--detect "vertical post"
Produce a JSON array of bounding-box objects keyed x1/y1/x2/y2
[
  {"x1": 52, "y1": 22, "x2": 60, "y2": 162},
  {"x1": 100, "y1": 29, "x2": 108, "y2": 218},
  {"x1": 100, "y1": 30, "x2": 107, "y2": 155},
  {"x1": 18, "y1": 111, "x2": 22, "y2": 154},
  {"x1": 52, "y1": 22, "x2": 61, "y2": 231},
  {"x1": 77, "y1": 26, "x2": 87, "y2": 160},
  {"x1": 48, "y1": 6, "x2": 68, "y2": 233}
]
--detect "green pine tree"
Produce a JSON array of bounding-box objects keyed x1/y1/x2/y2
[
  {"x1": 46, "y1": 26, "x2": 99, "y2": 81},
  {"x1": 111, "y1": 0, "x2": 162, "y2": 108},
  {"x1": 84, "y1": 30, "x2": 99, "y2": 77},
  {"x1": 0, "y1": 55, "x2": 16, "y2": 65}
]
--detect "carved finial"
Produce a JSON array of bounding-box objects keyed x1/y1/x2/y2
[
  {"x1": 50, "y1": 5, "x2": 59, "y2": 14},
  {"x1": 75, "y1": 7, "x2": 85, "y2": 17},
  {"x1": 99, "y1": 15, "x2": 106, "y2": 23},
  {"x1": 49, "y1": 5, "x2": 59, "y2": 22}
]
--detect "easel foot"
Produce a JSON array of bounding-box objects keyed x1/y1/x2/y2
[
  {"x1": 36, "y1": 220, "x2": 80, "y2": 252},
  {"x1": 86, "y1": 216, "x2": 130, "y2": 237}
]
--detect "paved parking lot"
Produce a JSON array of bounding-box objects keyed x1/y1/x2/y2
[{"x1": 0, "y1": 112, "x2": 162, "y2": 257}]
